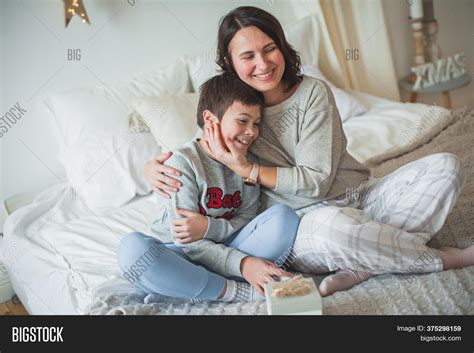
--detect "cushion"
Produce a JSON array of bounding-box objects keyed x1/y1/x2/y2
[
  {"x1": 60, "y1": 130, "x2": 161, "y2": 211},
  {"x1": 187, "y1": 54, "x2": 221, "y2": 93},
  {"x1": 301, "y1": 64, "x2": 367, "y2": 122},
  {"x1": 187, "y1": 15, "x2": 322, "y2": 91},
  {"x1": 44, "y1": 58, "x2": 192, "y2": 153},
  {"x1": 130, "y1": 94, "x2": 201, "y2": 151},
  {"x1": 44, "y1": 58, "x2": 191, "y2": 209}
]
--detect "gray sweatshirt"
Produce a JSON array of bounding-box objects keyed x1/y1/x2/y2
[
  {"x1": 250, "y1": 75, "x2": 370, "y2": 212},
  {"x1": 151, "y1": 140, "x2": 260, "y2": 278}
]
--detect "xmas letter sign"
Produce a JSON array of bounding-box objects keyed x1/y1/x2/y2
[{"x1": 411, "y1": 53, "x2": 466, "y2": 90}]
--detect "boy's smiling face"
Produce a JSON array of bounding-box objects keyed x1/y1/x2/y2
[{"x1": 204, "y1": 101, "x2": 262, "y2": 154}]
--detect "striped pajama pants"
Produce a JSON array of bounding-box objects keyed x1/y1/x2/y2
[{"x1": 291, "y1": 153, "x2": 465, "y2": 275}]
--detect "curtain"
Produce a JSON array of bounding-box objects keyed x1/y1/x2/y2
[{"x1": 290, "y1": 0, "x2": 401, "y2": 101}]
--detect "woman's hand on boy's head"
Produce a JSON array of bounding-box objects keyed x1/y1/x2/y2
[
  {"x1": 206, "y1": 120, "x2": 228, "y2": 154},
  {"x1": 205, "y1": 121, "x2": 251, "y2": 177}
]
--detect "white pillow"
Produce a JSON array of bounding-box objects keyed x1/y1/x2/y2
[
  {"x1": 187, "y1": 15, "x2": 321, "y2": 91},
  {"x1": 301, "y1": 64, "x2": 367, "y2": 122},
  {"x1": 60, "y1": 130, "x2": 161, "y2": 211},
  {"x1": 284, "y1": 14, "x2": 320, "y2": 70},
  {"x1": 131, "y1": 94, "x2": 201, "y2": 152},
  {"x1": 44, "y1": 59, "x2": 191, "y2": 209},
  {"x1": 44, "y1": 58, "x2": 192, "y2": 153},
  {"x1": 187, "y1": 54, "x2": 221, "y2": 93}
]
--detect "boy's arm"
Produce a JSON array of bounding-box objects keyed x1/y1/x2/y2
[
  {"x1": 180, "y1": 240, "x2": 247, "y2": 278},
  {"x1": 166, "y1": 152, "x2": 248, "y2": 278}
]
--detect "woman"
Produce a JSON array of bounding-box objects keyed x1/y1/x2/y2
[{"x1": 144, "y1": 6, "x2": 474, "y2": 296}]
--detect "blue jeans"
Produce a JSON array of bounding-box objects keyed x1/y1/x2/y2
[{"x1": 117, "y1": 204, "x2": 299, "y2": 300}]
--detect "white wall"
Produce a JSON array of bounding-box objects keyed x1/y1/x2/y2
[
  {"x1": 1, "y1": 0, "x2": 308, "y2": 201},
  {"x1": 383, "y1": 0, "x2": 473, "y2": 108},
  {"x1": 1, "y1": 0, "x2": 473, "y2": 202},
  {"x1": 1, "y1": 0, "x2": 4, "y2": 199},
  {"x1": 1, "y1": 1, "x2": 4, "y2": 231}
]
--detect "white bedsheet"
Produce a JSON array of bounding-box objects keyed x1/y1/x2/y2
[
  {"x1": 1, "y1": 96, "x2": 449, "y2": 314},
  {"x1": 2, "y1": 184, "x2": 161, "y2": 314}
]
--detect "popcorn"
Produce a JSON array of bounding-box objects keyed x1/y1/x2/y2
[{"x1": 264, "y1": 276, "x2": 322, "y2": 315}]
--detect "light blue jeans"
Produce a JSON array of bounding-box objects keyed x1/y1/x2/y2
[{"x1": 117, "y1": 204, "x2": 299, "y2": 300}]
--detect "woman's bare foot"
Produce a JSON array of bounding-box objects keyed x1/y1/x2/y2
[
  {"x1": 319, "y1": 269, "x2": 373, "y2": 297},
  {"x1": 438, "y1": 245, "x2": 474, "y2": 270}
]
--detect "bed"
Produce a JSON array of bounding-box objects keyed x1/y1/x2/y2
[
  {"x1": 2, "y1": 93, "x2": 473, "y2": 315},
  {"x1": 2, "y1": 9, "x2": 473, "y2": 315}
]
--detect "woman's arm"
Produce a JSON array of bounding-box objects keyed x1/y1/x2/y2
[
  {"x1": 143, "y1": 151, "x2": 183, "y2": 198},
  {"x1": 233, "y1": 164, "x2": 277, "y2": 190},
  {"x1": 272, "y1": 85, "x2": 341, "y2": 198}
]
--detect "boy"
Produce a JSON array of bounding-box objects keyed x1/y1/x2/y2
[{"x1": 118, "y1": 73, "x2": 299, "y2": 303}]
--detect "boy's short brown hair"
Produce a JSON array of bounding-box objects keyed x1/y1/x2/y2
[{"x1": 197, "y1": 72, "x2": 264, "y2": 129}]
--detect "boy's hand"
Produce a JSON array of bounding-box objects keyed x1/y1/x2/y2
[
  {"x1": 240, "y1": 256, "x2": 294, "y2": 295},
  {"x1": 172, "y1": 209, "x2": 209, "y2": 244}
]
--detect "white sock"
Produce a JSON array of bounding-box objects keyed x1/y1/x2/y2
[
  {"x1": 319, "y1": 269, "x2": 373, "y2": 297},
  {"x1": 144, "y1": 293, "x2": 207, "y2": 305},
  {"x1": 221, "y1": 280, "x2": 263, "y2": 302},
  {"x1": 144, "y1": 293, "x2": 191, "y2": 304}
]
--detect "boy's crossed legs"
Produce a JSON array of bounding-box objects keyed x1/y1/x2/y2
[{"x1": 117, "y1": 204, "x2": 299, "y2": 303}]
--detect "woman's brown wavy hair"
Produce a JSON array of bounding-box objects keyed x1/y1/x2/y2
[{"x1": 216, "y1": 6, "x2": 302, "y2": 92}]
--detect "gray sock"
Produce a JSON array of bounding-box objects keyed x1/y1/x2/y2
[
  {"x1": 221, "y1": 280, "x2": 264, "y2": 302},
  {"x1": 319, "y1": 269, "x2": 373, "y2": 297}
]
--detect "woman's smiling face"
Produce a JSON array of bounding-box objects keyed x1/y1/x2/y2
[{"x1": 229, "y1": 26, "x2": 286, "y2": 96}]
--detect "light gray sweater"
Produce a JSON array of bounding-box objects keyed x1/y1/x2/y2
[
  {"x1": 250, "y1": 75, "x2": 370, "y2": 212},
  {"x1": 150, "y1": 140, "x2": 260, "y2": 278}
]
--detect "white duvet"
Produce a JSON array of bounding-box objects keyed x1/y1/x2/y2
[
  {"x1": 2, "y1": 184, "x2": 161, "y2": 314},
  {"x1": 1, "y1": 96, "x2": 450, "y2": 314}
]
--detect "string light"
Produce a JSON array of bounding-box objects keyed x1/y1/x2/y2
[{"x1": 64, "y1": 0, "x2": 90, "y2": 28}]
